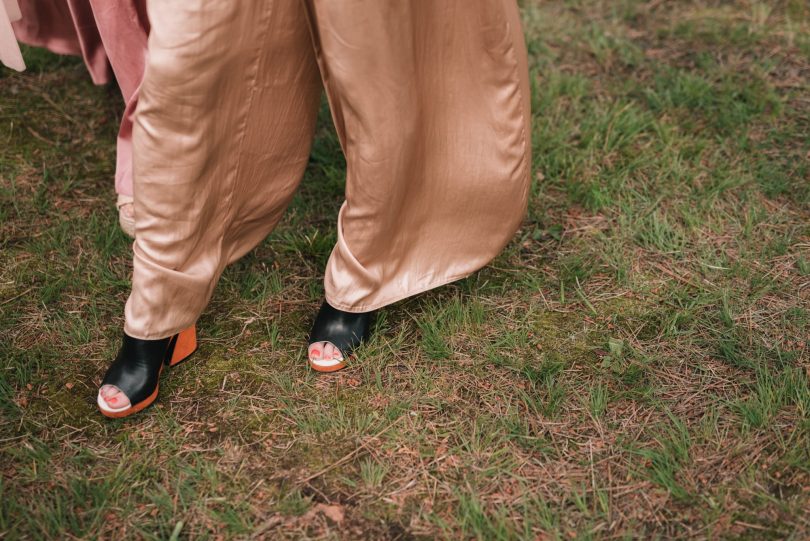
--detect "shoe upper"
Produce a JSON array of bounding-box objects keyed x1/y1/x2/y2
[
  {"x1": 308, "y1": 301, "x2": 373, "y2": 357},
  {"x1": 101, "y1": 333, "x2": 173, "y2": 406}
]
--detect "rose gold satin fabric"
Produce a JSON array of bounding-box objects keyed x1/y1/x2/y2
[
  {"x1": 1, "y1": 0, "x2": 25, "y2": 71},
  {"x1": 125, "y1": 0, "x2": 530, "y2": 339}
]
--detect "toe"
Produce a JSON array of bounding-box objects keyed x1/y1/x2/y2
[
  {"x1": 99, "y1": 385, "x2": 130, "y2": 408},
  {"x1": 100, "y1": 384, "x2": 116, "y2": 399},
  {"x1": 323, "y1": 342, "x2": 343, "y2": 361},
  {"x1": 308, "y1": 341, "x2": 344, "y2": 366}
]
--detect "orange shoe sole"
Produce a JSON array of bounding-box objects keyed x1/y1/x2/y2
[
  {"x1": 309, "y1": 358, "x2": 348, "y2": 372},
  {"x1": 308, "y1": 347, "x2": 351, "y2": 373}
]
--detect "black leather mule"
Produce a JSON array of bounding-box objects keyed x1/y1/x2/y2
[
  {"x1": 97, "y1": 325, "x2": 197, "y2": 418},
  {"x1": 307, "y1": 301, "x2": 374, "y2": 372}
]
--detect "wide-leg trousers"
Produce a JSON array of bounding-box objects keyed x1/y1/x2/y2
[{"x1": 125, "y1": 0, "x2": 531, "y2": 339}]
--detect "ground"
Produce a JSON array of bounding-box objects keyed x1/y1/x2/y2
[{"x1": 1, "y1": 0, "x2": 809, "y2": 539}]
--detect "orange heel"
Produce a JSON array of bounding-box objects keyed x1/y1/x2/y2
[{"x1": 167, "y1": 325, "x2": 197, "y2": 366}]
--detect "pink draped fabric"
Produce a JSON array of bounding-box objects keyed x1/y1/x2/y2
[
  {"x1": 8, "y1": 0, "x2": 148, "y2": 197},
  {"x1": 85, "y1": 0, "x2": 148, "y2": 197},
  {"x1": 12, "y1": 0, "x2": 110, "y2": 83}
]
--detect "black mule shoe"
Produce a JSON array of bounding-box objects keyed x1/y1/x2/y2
[
  {"x1": 97, "y1": 325, "x2": 197, "y2": 418},
  {"x1": 308, "y1": 301, "x2": 374, "y2": 372}
]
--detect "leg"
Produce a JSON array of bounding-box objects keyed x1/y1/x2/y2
[
  {"x1": 125, "y1": 0, "x2": 321, "y2": 339},
  {"x1": 306, "y1": 0, "x2": 531, "y2": 312},
  {"x1": 15, "y1": 0, "x2": 147, "y2": 235},
  {"x1": 86, "y1": 0, "x2": 150, "y2": 235},
  {"x1": 304, "y1": 0, "x2": 531, "y2": 367},
  {"x1": 100, "y1": 0, "x2": 322, "y2": 412}
]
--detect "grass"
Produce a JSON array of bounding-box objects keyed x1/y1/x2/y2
[{"x1": 1, "y1": 0, "x2": 809, "y2": 538}]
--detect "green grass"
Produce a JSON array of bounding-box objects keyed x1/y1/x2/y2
[{"x1": 1, "y1": 0, "x2": 809, "y2": 538}]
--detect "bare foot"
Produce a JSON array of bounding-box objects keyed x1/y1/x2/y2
[
  {"x1": 308, "y1": 341, "x2": 344, "y2": 365},
  {"x1": 117, "y1": 194, "x2": 135, "y2": 238},
  {"x1": 98, "y1": 384, "x2": 130, "y2": 410},
  {"x1": 307, "y1": 301, "x2": 373, "y2": 372},
  {"x1": 120, "y1": 203, "x2": 134, "y2": 219}
]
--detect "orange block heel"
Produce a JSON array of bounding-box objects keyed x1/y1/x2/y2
[{"x1": 168, "y1": 325, "x2": 197, "y2": 366}]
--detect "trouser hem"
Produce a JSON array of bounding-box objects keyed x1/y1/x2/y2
[
  {"x1": 123, "y1": 322, "x2": 195, "y2": 341},
  {"x1": 324, "y1": 270, "x2": 476, "y2": 314}
]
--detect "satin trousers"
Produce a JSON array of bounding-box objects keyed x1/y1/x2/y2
[{"x1": 125, "y1": 0, "x2": 531, "y2": 339}]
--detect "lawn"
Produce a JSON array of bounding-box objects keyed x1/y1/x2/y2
[{"x1": 1, "y1": 1, "x2": 808, "y2": 539}]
